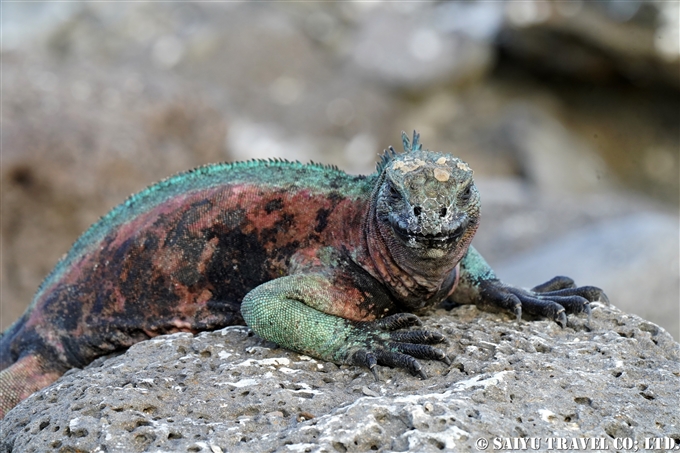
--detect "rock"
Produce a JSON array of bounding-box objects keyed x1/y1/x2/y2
[
  {"x1": 494, "y1": 2, "x2": 680, "y2": 205},
  {"x1": 350, "y1": 7, "x2": 494, "y2": 91},
  {"x1": 2, "y1": 305, "x2": 678, "y2": 452},
  {"x1": 488, "y1": 102, "x2": 613, "y2": 194},
  {"x1": 498, "y1": 2, "x2": 679, "y2": 88}
]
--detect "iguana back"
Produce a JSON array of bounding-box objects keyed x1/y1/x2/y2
[{"x1": 1, "y1": 161, "x2": 373, "y2": 372}]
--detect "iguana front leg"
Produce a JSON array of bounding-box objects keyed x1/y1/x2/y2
[
  {"x1": 451, "y1": 246, "x2": 608, "y2": 327},
  {"x1": 241, "y1": 274, "x2": 450, "y2": 379}
]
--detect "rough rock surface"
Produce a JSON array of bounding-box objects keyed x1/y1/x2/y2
[{"x1": 2, "y1": 304, "x2": 678, "y2": 452}]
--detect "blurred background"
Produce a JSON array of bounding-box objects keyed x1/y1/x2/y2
[{"x1": 1, "y1": 1, "x2": 678, "y2": 339}]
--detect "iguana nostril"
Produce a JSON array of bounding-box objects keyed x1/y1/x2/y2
[
  {"x1": 439, "y1": 207, "x2": 447, "y2": 218},
  {"x1": 413, "y1": 206, "x2": 422, "y2": 216}
]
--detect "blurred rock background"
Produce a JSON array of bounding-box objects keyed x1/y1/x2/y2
[{"x1": 1, "y1": 2, "x2": 678, "y2": 338}]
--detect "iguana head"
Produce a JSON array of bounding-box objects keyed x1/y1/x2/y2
[{"x1": 374, "y1": 131, "x2": 479, "y2": 265}]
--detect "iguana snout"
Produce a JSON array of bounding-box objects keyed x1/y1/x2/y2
[{"x1": 375, "y1": 131, "x2": 479, "y2": 260}]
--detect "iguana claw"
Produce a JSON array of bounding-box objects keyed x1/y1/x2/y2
[
  {"x1": 598, "y1": 292, "x2": 610, "y2": 305},
  {"x1": 513, "y1": 303, "x2": 522, "y2": 322},
  {"x1": 352, "y1": 350, "x2": 380, "y2": 381},
  {"x1": 479, "y1": 277, "x2": 607, "y2": 328},
  {"x1": 556, "y1": 310, "x2": 567, "y2": 329},
  {"x1": 368, "y1": 353, "x2": 380, "y2": 382}
]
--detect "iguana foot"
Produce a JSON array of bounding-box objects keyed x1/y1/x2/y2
[
  {"x1": 479, "y1": 277, "x2": 608, "y2": 328},
  {"x1": 348, "y1": 313, "x2": 450, "y2": 380}
]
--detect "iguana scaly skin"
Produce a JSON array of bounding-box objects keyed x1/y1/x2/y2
[{"x1": 0, "y1": 132, "x2": 607, "y2": 418}]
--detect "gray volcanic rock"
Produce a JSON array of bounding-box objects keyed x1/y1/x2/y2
[{"x1": 2, "y1": 303, "x2": 678, "y2": 452}]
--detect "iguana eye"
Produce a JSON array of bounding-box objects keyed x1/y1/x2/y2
[
  {"x1": 460, "y1": 185, "x2": 473, "y2": 203},
  {"x1": 387, "y1": 184, "x2": 401, "y2": 200}
]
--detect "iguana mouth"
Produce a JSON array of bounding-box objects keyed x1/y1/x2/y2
[{"x1": 391, "y1": 224, "x2": 461, "y2": 249}]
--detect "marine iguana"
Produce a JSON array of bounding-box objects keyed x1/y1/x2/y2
[{"x1": 0, "y1": 131, "x2": 607, "y2": 418}]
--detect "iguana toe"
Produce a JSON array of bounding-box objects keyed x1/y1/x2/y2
[
  {"x1": 375, "y1": 313, "x2": 422, "y2": 331},
  {"x1": 390, "y1": 342, "x2": 449, "y2": 364},
  {"x1": 531, "y1": 276, "x2": 576, "y2": 293},
  {"x1": 389, "y1": 330, "x2": 446, "y2": 345},
  {"x1": 375, "y1": 350, "x2": 427, "y2": 379}
]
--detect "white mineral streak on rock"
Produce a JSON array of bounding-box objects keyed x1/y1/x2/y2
[
  {"x1": 539, "y1": 409, "x2": 557, "y2": 423},
  {"x1": 235, "y1": 357, "x2": 291, "y2": 367},
  {"x1": 225, "y1": 378, "x2": 259, "y2": 388},
  {"x1": 450, "y1": 370, "x2": 511, "y2": 391},
  {"x1": 218, "y1": 326, "x2": 251, "y2": 336}
]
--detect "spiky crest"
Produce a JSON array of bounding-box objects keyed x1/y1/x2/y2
[
  {"x1": 376, "y1": 130, "x2": 424, "y2": 174},
  {"x1": 401, "y1": 130, "x2": 422, "y2": 153},
  {"x1": 376, "y1": 145, "x2": 398, "y2": 174}
]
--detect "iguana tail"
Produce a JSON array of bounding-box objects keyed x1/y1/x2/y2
[
  {"x1": 0, "y1": 354, "x2": 64, "y2": 419},
  {"x1": 0, "y1": 314, "x2": 65, "y2": 418}
]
